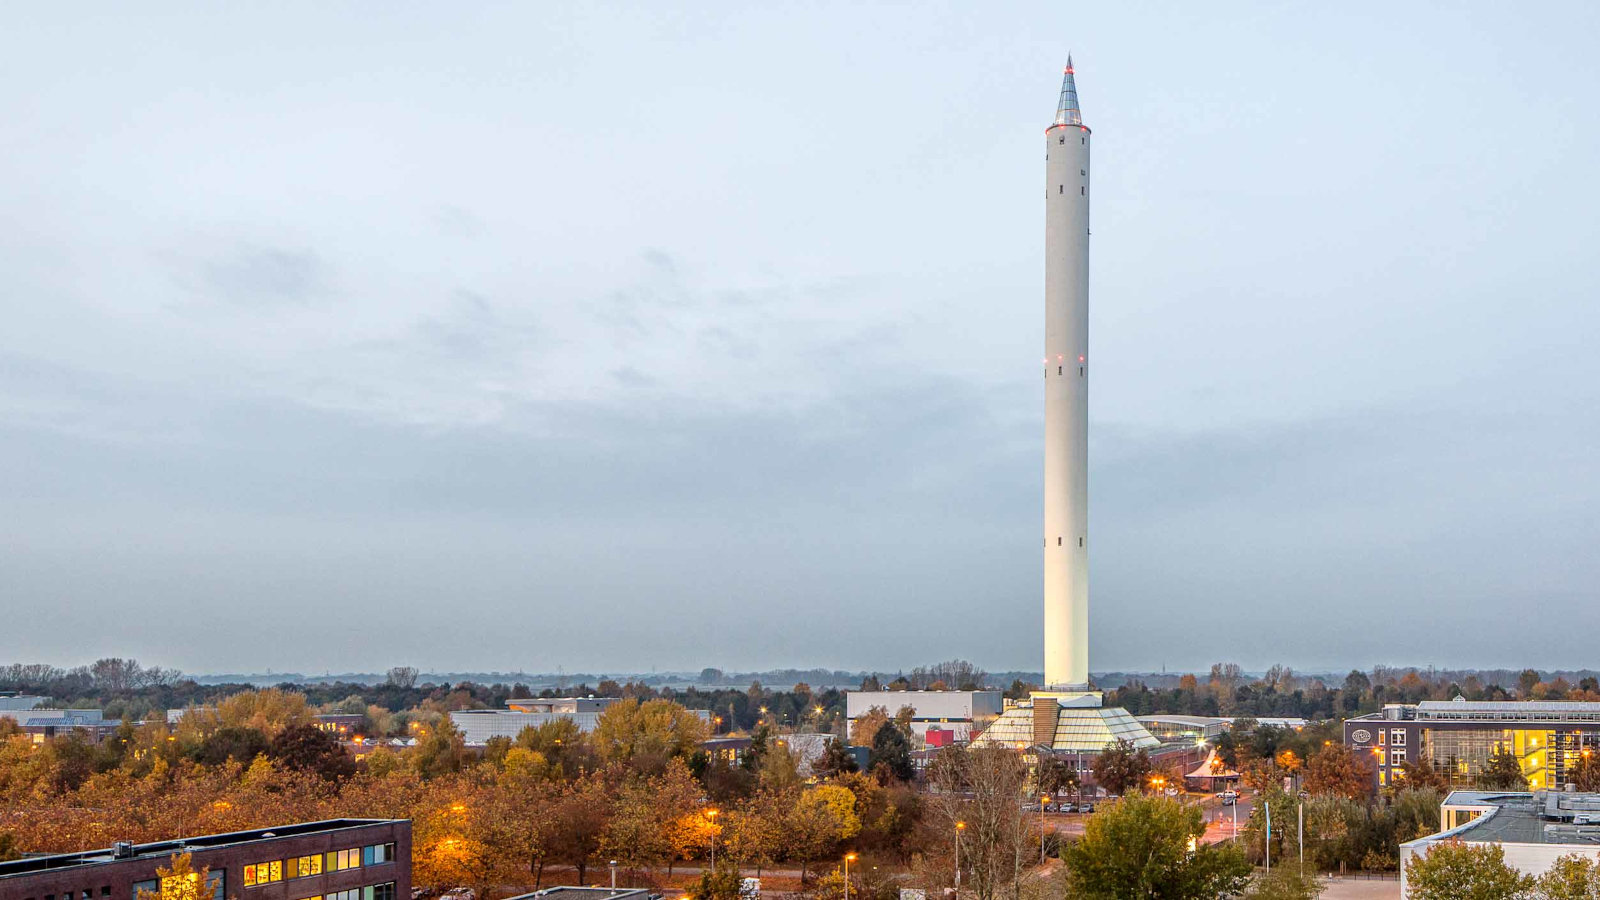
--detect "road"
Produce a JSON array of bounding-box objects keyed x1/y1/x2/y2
[
  {"x1": 1200, "y1": 792, "x2": 1253, "y2": 845},
  {"x1": 1033, "y1": 791, "x2": 1254, "y2": 844}
]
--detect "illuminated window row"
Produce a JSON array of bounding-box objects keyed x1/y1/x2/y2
[
  {"x1": 245, "y1": 844, "x2": 396, "y2": 888},
  {"x1": 244, "y1": 861, "x2": 282, "y2": 886}
]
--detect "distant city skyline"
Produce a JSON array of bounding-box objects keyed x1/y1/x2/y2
[{"x1": 2, "y1": 3, "x2": 1597, "y2": 673}]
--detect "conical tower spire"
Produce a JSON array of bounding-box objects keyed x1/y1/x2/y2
[{"x1": 1054, "y1": 56, "x2": 1082, "y2": 126}]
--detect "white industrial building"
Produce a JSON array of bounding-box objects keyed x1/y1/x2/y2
[
  {"x1": 1400, "y1": 790, "x2": 1600, "y2": 897},
  {"x1": 0, "y1": 695, "x2": 46, "y2": 716},
  {"x1": 449, "y1": 698, "x2": 710, "y2": 746},
  {"x1": 846, "y1": 690, "x2": 1003, "y2": 744}
]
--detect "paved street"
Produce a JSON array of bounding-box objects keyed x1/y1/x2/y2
[{"x1": 1199, "y1": 792, "x2": 1252, "y2": 845}]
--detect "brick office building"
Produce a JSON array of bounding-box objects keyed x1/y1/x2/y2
[{"x1": 0, "y1": 819, "x2": 410, "y2": 900}]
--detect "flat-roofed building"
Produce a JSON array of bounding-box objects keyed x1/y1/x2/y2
[
  {"x1": 505, "y1": 697, "x2": 620, "y2": 714},
  {"x1": 1345, "y1": 698, "x2": 1600, "y2": 790},
  {"x1": 450, "y1": 702, "x2": 709, "y2": 746},
  {"x1": 1400, "y1": 790, "x2": 1600, "y2": 897},
  {"x1": 845, "y1": 690, "x2": 1003, "y2": 744},
  {"x1": 0, "y1": 694, "x2": 46, "y2": 713},
  {"x1": 0, "y1": 819, "x2": 410, "y2": 900}
]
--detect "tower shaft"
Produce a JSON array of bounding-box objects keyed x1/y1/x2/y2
[{"x1": 1042, "y1": 68, "x2": 1090, "y2": 690}]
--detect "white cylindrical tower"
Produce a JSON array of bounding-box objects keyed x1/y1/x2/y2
[{"x1": 1043, "y1": 59, "x2": 1090, "y2": 690}]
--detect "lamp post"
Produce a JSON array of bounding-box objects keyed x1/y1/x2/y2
[
  {"x1": 954, "y1": 821, "x2": 965, "y2": 893},
  {"x1": 1039, "y1": 795, "x2": 1050, "y2": 864},
  {"x1": 844, "y1": 852, "x2": 857, "y2": 900},
  {"x1": 706, "y1": 809, "x2": 720, "y2": 869},
  {"x1": 609, "y1": 860, "x2": 618, "y2": 889}
]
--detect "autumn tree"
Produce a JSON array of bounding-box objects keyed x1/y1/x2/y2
[
  {"x1": 603, "y1": 759, "x2": 702, "y2": 876},
  {"x1": 1091, "y1": 739, "x2": 1152, "y2": 796},
  {"x1": 789, "y1": 784, "x2": 862, "y2": 882},
  {"x1": 1302, "y1": 745, "x2": 1370, "y2": 799},
  {"x1": 1063, "y1": 794, "x2": 1250, "y2": 900},
  {"x1": 548, "y1": 774, "x2": 613, "y2": 884},
  {"x1": 591, "y1": 699, "x2": 709, "y2": 773},
  {"x1": 212, "y1": 688, "x2": 314, "y2": 737},
  {"x1": 724, "y1": 789, "x2": 789, "y2": 876},
  {"x1": 515, "y1": 718, "x2": 589, "y2": 779},
  {"x1": 268, "y1": 724, "x2": 355, "y2": 781},
  {"x1": 1405, "y1": 841, "x2": 1533, "y2": 900},
  {"x1": 850, "y1": 706, "x2": 891, "y2": 747},
  {"x1": 134, "y1": 853, "x2": 217, "y2": 900}
]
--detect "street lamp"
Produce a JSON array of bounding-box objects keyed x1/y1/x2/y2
[
  {"x1": 1039, "y1": 795, "x2": 1050, "y2": 863},
  {"x1": 844, "y1": 853, "x2": 858, "y2": 900},
  {"x1": 706, "y1": 809, "x2": 721, "y2": 868},
  {"x1": 954, "y1": 821, "x2": 966, "y2": 892}
]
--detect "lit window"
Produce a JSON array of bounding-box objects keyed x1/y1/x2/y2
[{"x1": 1391, "y1": 730, "x2": 1406, "y2": 746}]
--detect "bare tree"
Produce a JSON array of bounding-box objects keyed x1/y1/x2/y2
[
  {"x1": 930, "y1": 745, "x2": 1030, "y2": 900},
  {"x1": 386, "y1": 666, "x2": 420, "y2": 689}
]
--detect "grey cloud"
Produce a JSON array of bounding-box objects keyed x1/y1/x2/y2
[{"x1": 199, "y1": 245, "x2": 329, "y2": 307}]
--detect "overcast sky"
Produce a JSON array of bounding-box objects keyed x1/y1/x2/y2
[{"x1": 2, "y1": 3, "x2": 1597, "y2": 677}]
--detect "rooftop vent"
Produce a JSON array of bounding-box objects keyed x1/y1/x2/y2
[{"x1": 112, "y1": 842, "x2": 135, "y2": 860}]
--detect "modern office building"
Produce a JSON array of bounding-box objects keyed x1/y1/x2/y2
[
  {"x1": 0, "y1": 819, "x2": 410, "y2": 900},
  {"x1": 845, "y1": 691, "x2": 1003, "y2": 744},
  {"x1": 1137, "y1": 715, "x2": 1309, "y2": 746},
  {"x1": 1344, "y1": 699, "x2": 1600, "y2": 789},
  {"x1": 1399, "y1": 791, "x2": 1600, "y2": 897}
]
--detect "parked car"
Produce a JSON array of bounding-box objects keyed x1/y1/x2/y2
[
  {"x1": 441, "y1": 889, "x2": 476, "y2": 900},
  {"x1": 1080, "y1": 801, "x2": 1095, "y2": 813},
  {"x1": 1219, "y1": 790, "x2": 1238, "y2": 805}
]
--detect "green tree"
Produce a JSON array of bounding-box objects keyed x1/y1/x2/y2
[
  {"x1": 758, "y1": 742, "x2": 802, "y2": 793},
  {"x1": 686, "y1": 859, "x2": 744, "y2": 900},
  {"x1": 1533, "y1": 852, "x2": 1600, "y2": 900},
  {"x1": 1243, "y1": 866, "x2": 1325, "y2": 900},
  {"x1": 813, "y1": 738, "x2": 860, "y2": 779},
  {"x1": 870, "y1": 722, "x2": 914, "y2": 783},
  {"x1": 1477, "y1": 748, "x2": 1528, "y2": 790},
  {"x1": 1090, "y1": 738, "x2": 1153, "y2": 796},
  {"x1": 1405, "y1": 841, "x2": 1533, "y2": 900},
  {"x1": 190, "y1": 726, "x2": 269, "y2": 767},
  {"x1": 1063, "y1": 794, "x2": 1250, "y2": 900}
]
